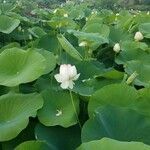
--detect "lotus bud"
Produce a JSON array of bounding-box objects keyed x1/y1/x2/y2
[
  {"x1": 126, "y1": 71, "x2": 138, "y2": 85},
  {"x1": 64, "y1": 13, "x2": 68, "y2": 18},
  {"x1": 113, "y1": 43, "x2": 121, "y2": 53},
  {"x1": 134, "y1": 31, "x2": 144, "y2": 41},
  {"x1": 18, "y1": 26, "x2": 22, "y2": 31},
  {"x1": 53, "y1": 9, "x2": 58, "y2": 14},
  {"x1": 79, "y1": 41, "x2": 88, "y2": 47}
]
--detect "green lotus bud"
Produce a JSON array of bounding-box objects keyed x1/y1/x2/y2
[{"x1": 126, "y1": 71, "x2": 138, "y2": 85}]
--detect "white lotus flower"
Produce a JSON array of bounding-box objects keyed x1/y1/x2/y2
[
  {"x1": 134, "y1": 31, "x2": 144, "y2": 41},
  {"x1": 54, "y1": 64, "x2": 80, "y2": 89},
  {"x1": 113, "y1": 43, "x2": 121, "y2": 53}
]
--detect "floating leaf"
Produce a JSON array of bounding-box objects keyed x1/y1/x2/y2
[
  {"x1": 15, "y1": 141, "x2": 50, "y2": 150},
  {"x1": 125, "y1": 60, "x2": 150, "y2": 87},
  {"x1": 116, "y1": 41, "x2": 148, "y2": 65},
  {"x1": 82, "y1": 105, "x2": 150, "y2": 145},
  {"x1": 0, "y1": 48, "x2": 46, "y2": 87},
  {"x1": 35, "y1": 123, "x2": 81, "y2": 150},
  {"x1": 0, "y1": 92, "x2": 43, "y2": 141},
  {"x1": 77, "y1": 138, "x2": 150, "y2": 150},
  {"x1": 38, "y1": 89, "x2": 79, "y2": 127},
  {"x1": 88, "y1": 83, "x2": 138, "y2": 117},
  {"x1": 37, "y1": 35, "x2": 61, "y2": 53},
  {"x1": 139, "y1": 23, "x2": 150, "y2": 38},
  {"x1": 37, "y1": 49, "x2": 56, "y2": 74}
]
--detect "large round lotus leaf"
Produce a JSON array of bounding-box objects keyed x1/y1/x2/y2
[
  {"x1": 0, "y1": 15, "x2": 20, "y2": 34},
  {"x1": 37, "y1": 49, "x2": 56, "y2": 74},
  {"x1": 115, "y1": 41, "x2": 148, "y2": 64},
  {"x1": 77, "y1": 138, "x2": 150, "y2": 150},
  {"x1": 38, "y1": 89, "x2": 79, "y2": 127},
  {"x1": 82, "y1": 23, "x2": 110, "y2": 38},
  {"x1": 88, "y1": 83, "x2": 138, "y2": 117},
  {"x1": 35, "y1": 123, "x2": 81, "y2": 150},
  {"x1": 125, "y1": 60, "x2": 150, "y2": 87},
  {"x1": 139, "y1": 23, "x2": 150, "y2": 38},
  {"x1": 135, "y1": 88, "x2": 150, "y2": 117},
  {"x1": 0, "y1": 42, "x2": 20, "y2": 53},
  {"x1": 37, "y1": 35, "x2": 61, "y2": 53},
  {"x1": 15, "y1": 141, "x2": 50, "y2": 150},
  {"x1": 2, "y1": 122, "x2": 35, "y2": 150},
  {"x1": 76, "y1": 60, "x2": 106, "y2": 80},
  {"x1": 0, "y1": 92, "x2": 43, "y2": 141},
  {"x1": 109, "y1": 27, "x2": 132, "y2": 44},
  {"x1": 0, "y1": 48, "x2": 46, "y2": 87},
  {"x1": 82, "y1": 105, "x2": 150, "y2": 144}
]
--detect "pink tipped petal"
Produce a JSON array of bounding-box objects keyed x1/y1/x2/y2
[
  {"x1": 60, "y1": 81, "x2": 70, "y2": 89},
  {"x1": 73, "y1": 73, "x2": 80, "y2": 80},
  {"x1": 54, "y1": 74, "x2": 62, "y2": 83}
]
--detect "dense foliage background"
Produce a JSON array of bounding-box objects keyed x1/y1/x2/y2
[{"x1": 0, "y1": 0, "x2": 150, "y2": 149}]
